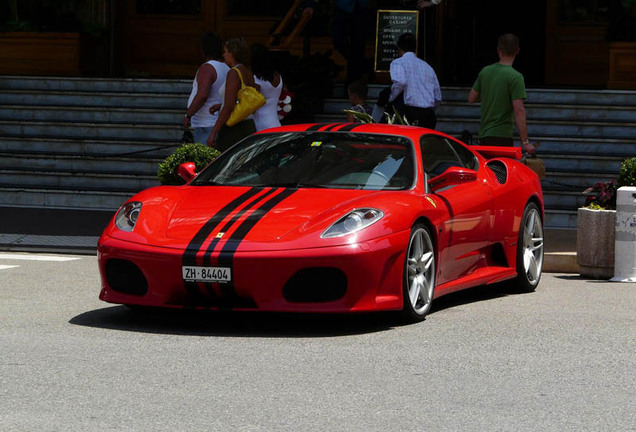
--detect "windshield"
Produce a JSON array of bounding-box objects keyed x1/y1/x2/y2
[{"x1": 192, "y1": 132, "x2": 415, "y2": 190}]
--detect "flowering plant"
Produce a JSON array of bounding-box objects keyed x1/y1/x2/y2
[
  {"x1": 582, "y1": 157, "x2": 636, "y2": 209},
  {"x1": 583, "y1": 180, "x2": 618, "y2": 210}
]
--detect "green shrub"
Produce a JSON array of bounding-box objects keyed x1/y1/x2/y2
[
  {"x1": 157, "y1": 143, "x2": 219, "y2": 185},
  {"x1": 617, "y1": 156, "x2": 636, "y2": 188}
]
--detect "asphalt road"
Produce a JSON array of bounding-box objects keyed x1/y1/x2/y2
[{"x1": 1, "y1": 253, "x2": 634, "y2": 432}]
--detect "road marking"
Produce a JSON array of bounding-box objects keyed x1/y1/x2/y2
[
  {"x1": 0, "y1": 265, "x2": 19, "y2": 270},
  {"x1": 0, "y1": 253, "x2": 81, "y2": 262}
]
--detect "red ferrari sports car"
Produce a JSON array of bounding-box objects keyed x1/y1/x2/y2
[{"x1": 98, "y1": 123, "x2": 544, "y2": 321}]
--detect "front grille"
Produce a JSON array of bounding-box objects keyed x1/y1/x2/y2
[
  {"x1": 283, "y1": 268, "x2": 347, "y2": 303},
  {"x1": 105, "y1": 259, "x2": 148, "y2": 296},
  {"x1": 487, "y1": 160, "x2": 508, "y2": 184}
]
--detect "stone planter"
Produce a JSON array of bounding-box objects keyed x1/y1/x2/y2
[{"x1": 577, "y1": 207, "x2": 616, "y2": 279}]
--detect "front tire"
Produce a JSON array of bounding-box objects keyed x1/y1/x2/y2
[
  {"x1": 401, "y1": 224, "x2": 436, "y2": 322},
  {"x1": 514, "y1": 202, "x2": 544, "y2": 292}
]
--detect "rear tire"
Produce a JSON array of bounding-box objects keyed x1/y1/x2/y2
[
  {"x1": 401, "y1": 224, "x2": 436, "y2": 322},
  {"x1": 514, "y1": 202, "x2": 544, "y2": 292}
]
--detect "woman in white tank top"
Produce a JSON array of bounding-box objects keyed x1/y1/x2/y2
[
  {"x1": 183, "y1": 32, "x2": 230, "y2": 145},
  {"x1": 251, "y1": 44, "x2": 283, "y2": 132}
]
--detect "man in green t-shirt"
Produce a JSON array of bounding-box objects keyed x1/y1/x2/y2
[{"x1": 468, "y1": 34, "x2": 536, "y2": 154}]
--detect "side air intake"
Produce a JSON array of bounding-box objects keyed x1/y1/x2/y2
[{"x1": 486, "y1": 160, "x2": 508, "y2": 184}]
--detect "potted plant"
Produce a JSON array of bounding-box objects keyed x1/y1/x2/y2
[
  {"x1": 157, "y1": 143, "x2": 219, "y2": 186},
  {"x1": 577, "y1": 156, "x2": 636, "y2": 278}
]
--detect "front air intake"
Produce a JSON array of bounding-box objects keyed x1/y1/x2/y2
[
  {"x1": 486, "y1": 160, "x2": 508, "y2": 184},
  {"x1": 105, "y1": 259, "x2": 148, "y2": 296},
  {"x1": 283, "y1": 268, "x2": 347, "y2": 303}
]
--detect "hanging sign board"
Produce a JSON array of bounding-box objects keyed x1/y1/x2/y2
[{"x1": 374, "y1": 10, "x2": 419, "y2": 72}]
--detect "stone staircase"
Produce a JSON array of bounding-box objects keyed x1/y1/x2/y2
[
  {"x1": 1, "y1": 76, "x2": 635, "y2": 229},
  {"x1": 0, "y1": 76, "x2": 190, "y2": 209}
]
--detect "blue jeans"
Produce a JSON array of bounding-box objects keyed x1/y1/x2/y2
[{"x1": 194, "y1": 127, "x2": 214, "y2": 145}]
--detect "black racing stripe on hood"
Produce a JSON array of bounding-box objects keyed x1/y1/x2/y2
[
  {"x1": 324, "y1": 123, "x2": 346, "y2": 131},
  {"x1": 182, "y1": 187, "x2": 261, "y2": 301},
  {"x1": 203, "y1": 188, "x2": 278, "y2": 266},
  {"x1": 305, "y1": 123, "x2": 329, "y2": 131},
  {"x1": 216, "y1": 188, "x2": 297, "y2": 305},
  {"x1": 337, "y1": 123, "x2": 363, "y2": 132},
  {"x1": 182, "y1": 187, "x2": 261, "y2": 265}
]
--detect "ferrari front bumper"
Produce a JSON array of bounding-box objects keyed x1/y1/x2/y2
[{"x1": 97, "y1": 231, "x2": 410, "y2": 313}]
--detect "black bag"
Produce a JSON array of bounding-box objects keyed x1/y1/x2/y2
[
  {"x1": 522, "y1": 154, "x2": 546, "y2": 180},
  {"x1": 181, "y1": 128, "x2": 194, "y2": 144}
]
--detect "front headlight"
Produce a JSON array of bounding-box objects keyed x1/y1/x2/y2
[
  {"x1": 321, "y1": 208, "x2": 384, "y2": 238},
  {"x1": 114, "y1": 201, "x2": 142, "y2": 232}
]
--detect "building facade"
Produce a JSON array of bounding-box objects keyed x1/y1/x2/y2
[{"x1": 1, "y1": 0, "x2": 635, "y2": 88}]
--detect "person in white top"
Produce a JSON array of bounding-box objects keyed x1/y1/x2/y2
[
  {"x1": 183, "y1": 32, "x2": 230, "y2": 144},
  {"x1": 250, "y1": 44, "x2": 283, "y2": 132},
  {"x1": 389, "y1": 33, "x2": 442, "y2": 129}
]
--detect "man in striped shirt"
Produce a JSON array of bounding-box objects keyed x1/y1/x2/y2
[{"x1": 388, "y1": 33, "x2": 442, "y2": 129}]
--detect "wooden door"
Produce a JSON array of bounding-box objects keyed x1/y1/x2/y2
[
  {"x1": 544, "y1": 0, "x2": 609, "y2": 87},
  {"x1": 122, "y1": 0, "x2": 302, "y2": 78},
  {"x1": 123, "y1": 0, "x2": 217, "y2": 77}
]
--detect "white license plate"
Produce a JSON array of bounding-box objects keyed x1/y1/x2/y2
[{"x1": 182, "y1": 266, "x2": 231, "y2": 283}]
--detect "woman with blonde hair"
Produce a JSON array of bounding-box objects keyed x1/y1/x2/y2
[{"x1": 208, "y1": 37, "x2": 258, "y2": 152}]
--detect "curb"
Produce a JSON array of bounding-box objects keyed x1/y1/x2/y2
[{"x1": 544, "y1": 251, "x2": 579, "y2": 274}]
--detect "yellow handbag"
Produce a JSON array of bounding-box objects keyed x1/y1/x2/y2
[{"x1": 226, "y1": 67, "x2": 266, "y2": 127}]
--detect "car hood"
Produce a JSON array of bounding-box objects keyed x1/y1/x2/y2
[{"x1": 164, "y1": 186, "x2": 385, "y2": 243}]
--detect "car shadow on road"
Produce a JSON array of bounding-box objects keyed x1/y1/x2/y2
[
  {"x1": 70, "y1": 283, "x2": 521, "y2": 337},
  {"x1": 69, "y1": 306, "x2": 399, "y2": 337},
  {"x1": 428, "y1": 282, "x2": 517, "y2": 315}
]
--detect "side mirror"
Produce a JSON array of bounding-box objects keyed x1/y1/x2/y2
[
  {"x1": 177, "y1": 162, "x2": 197, "y2": 183},
  {"x1": 428, "y1": 167, "x2": 477, "y2": 192}
]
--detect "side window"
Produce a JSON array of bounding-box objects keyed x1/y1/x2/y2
[
  {"x1": 447, "y1": 138, "x2": 478, "y2": 170},
  {"x1": 420, "y1": 135, "x2": 464, "y2": 177}
]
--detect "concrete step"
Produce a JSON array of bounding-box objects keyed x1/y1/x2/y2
[
  {"x1": 325, "y1": 99, "x2": 636, "y2": 123},
  {"x1": 435, "y1": 118, "x2": 636, "y2": 141},
  {"x1": 0, "y1": 76, "x2": 192, "y2": 94},
  {"x1": 528, "y1": 137, "x2": 636, "y2": 158},
  {"x1": 541, "y1": 154, "x2": 625, "y2": 174},
  {"x1": 543, "y1": 171, "x2": 615, "y2": 189},
  {"x1": 0, "y1": 152, "x2": 161, "y2": 175},
  {"x1": 0, "y1": 187, "x2": 133, "y2": 210},
  {"x1": 333, "y1": 84, "x2": 636, "y2": 106},
  {"x1": 542, "y1": 190, "x2": 587, "y2": 211},
  {"x1": 0, "y1": 90, "x2": 186, "y2": 109},
  {"x1": 0, "y1": 120, "x2": 183, "y2": 141},
  {"x1": 0, "y1": 167, "x2": 158, "y2": 191},
  {"x1": 544, "y1": 209, "x2": 577, "y2": 229},
  {"x1": 0, "y1": 136, "x2": 177, "y2": 158},
  {"x1": 0, "y1": 105, "x2": 182, "y2": 125}
]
